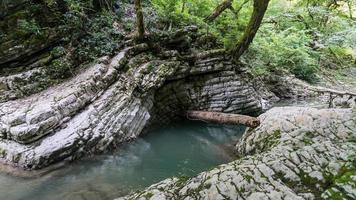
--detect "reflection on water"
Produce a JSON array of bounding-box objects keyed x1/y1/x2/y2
[{"x1": 0, "y1": 121, "x2": 245, "y2": 200}]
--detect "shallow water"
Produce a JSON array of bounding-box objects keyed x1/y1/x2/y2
[
  {"x1": 0, "y1": 121, "x2": 245, "y2": 200},
  {"x1": 273, "y1": 98, "x2": 328, "y2": 108}
]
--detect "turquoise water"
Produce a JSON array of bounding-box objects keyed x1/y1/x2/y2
[{"x1": 0, "y1": 121, "x2": 245, "y2": 200}]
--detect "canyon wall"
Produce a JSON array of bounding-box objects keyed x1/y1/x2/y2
[{"x1": 0, "y1": 28, "x2": 263, "y2": 169}]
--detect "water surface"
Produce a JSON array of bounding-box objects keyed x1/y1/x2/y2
[{"x1": 0, "y1": 121, "x2": 245, "y2": 200}]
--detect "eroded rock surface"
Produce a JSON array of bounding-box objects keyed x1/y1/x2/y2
[
  {"x1": 119, "y1": 107, "x2": 356, "y2": 200},
  {"x1": 0, "y1": 28, "x2": 262, "y2": 169}
]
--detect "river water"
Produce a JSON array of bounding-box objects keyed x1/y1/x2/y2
[{"x1": 0, "y1": 121, "x2": 245, "y2": 200}]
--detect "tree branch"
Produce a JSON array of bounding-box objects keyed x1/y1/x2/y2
[{"x1": 205, "y1": 0, "x2": 234, "y2": 22}]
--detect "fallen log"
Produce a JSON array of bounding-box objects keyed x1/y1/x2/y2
[
  {"x1": 310, "y1": 86, "x2": 356, "y2": 97},
  {"x1": 187, "y1": 111, "x2": 260, "y2": 128},
  {"x1": 308, "y1": 86, "x2": 356, "y2": 108}
]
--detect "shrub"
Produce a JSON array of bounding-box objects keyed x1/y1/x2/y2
[
  {"x1": 74, "y1": 12, "x2": 123, "y2": 63},
  {"x1": 244, "y1": 26, "x2": 319, "y2": 82}
]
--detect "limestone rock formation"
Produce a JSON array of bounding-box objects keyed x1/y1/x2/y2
[
  {"x1": 118, "y1": 107, "x2": 356, "y2": 200},
  {"x1": 0, "y1": 28, "x2": 262, "y2": 169}
]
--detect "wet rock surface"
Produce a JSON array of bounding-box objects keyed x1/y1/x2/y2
[{"x1": 119, "y1": 107, "x2": 356, "y2": 200}]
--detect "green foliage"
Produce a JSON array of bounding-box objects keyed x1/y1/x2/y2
[
  {"x1": 2, "y1": 0, "x2": 124, "y2": 80},
  {"x1": 243, "y1": 0, "x2": 355, "y2": 82},
  {"x1": 17, "y1": 19, "x2": 43, "y2": 36},
  {"x1": 45, "y1": 56, "x2": 73, "y2": 80},
  {"x1": 150, "y1": 0, "x2": 252, "y2": 47},
  {"x1": 151, "y1": 0, "x2": 179, "y2": 17},
  {"x1": 74, "y1": 12, "x2": 123, "y2": 63},
  {"x1": 2, "y1": 0, "x2": 355, "y2": 84},
  {"x1": 322, "y1": 151, "x2": 356, "y2": 199},
  {"x1": 244, "y1": 26, "x2": 319, "y2": 82},
  {"x1": 150, "y1": 0, "x2": 355, "y2": 83},
  {"x1": 151, "y1": 0, "x2": 208, "y2": 28}
]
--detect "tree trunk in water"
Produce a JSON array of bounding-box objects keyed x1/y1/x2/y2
[
  {"x1": 134, "y1": 0, "x2": 145, "y2": 41},
  {"x1": 205, "y1": 0, "x2": 233, "y2": 22},
  {"x1": 231, "y1": 0, "x2": 270, "y2": 60},
  {"x1": 187, "y1": 111, "x2": 260, "y2": 128}
]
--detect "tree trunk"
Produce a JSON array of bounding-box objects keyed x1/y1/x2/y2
[
  {"x1": 231, "y1": 0, "x2": 270, "y2": 60},
  {"x1": 181, "y1": 0, "x2": 187, "y2": 13},
  {"x1": 348, "y1": 1, "x2": 353, "y2": 19},
  {"x1": 134, "y1": 0, "x2": 145, "y2": 41},
  {"x1": 205, "y1": 0, "x2": 234, "y2": 22},
  {"x1": 187, "y1": 111, "x2": 260, "y2": 128},
  {"x1": 92, "y1": 0, "x2": 113, "y2": 11}
]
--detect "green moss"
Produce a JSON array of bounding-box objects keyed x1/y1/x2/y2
[
  {"x1": 323, "y1": 188, "x2": 347, "y2": 199},
  {"x1": 258, "y1": 129, "x2": 281, "y2": 152},
  {"x1": 143, "y1": 192, "x2": 154, "y2": 199},
  {"x1": 244, "y1": 174, "x2": 254, "y2": 184},
  {"x1": 175, "y1": 175, "x2": 190, "y2": 187},
  {"x1": 322, "y1": 171, "x2": 356, "y2": 199},
  {"x1": 348, "y1": 135, "x2": 356, "y2": 143},
  {"x1": 146, "y1": 63, "x2": 155, "y2": 72},
  {"x1": 44, "y1": 57, "x2": 73, "y2": 80},
  {"x1": 302, "y1": 137, "x2": 313, "y2": 145},
  {"x1": 334, "y1": 171, "x2": 356, "y2": 184},
  {"x1": 321, "y1": 151, "x2": 356, "y2": 199}
]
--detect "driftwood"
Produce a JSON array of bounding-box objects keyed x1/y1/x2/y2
[
  {"x1": 309, "y1": 86, "x2": 356, "y2": 108},
  {"x1": 187, "y1": 111, "x2": 260, "y2": 128},
  {"x1": 310, "y1": 86, "x2": 356, "y2": 97}
]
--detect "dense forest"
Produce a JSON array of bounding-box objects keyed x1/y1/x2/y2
[
  {"x1": 0, "y1": 1, "x2": 355, "y2": 200},
  {"x1": 1, "y1": 0, "x2": 354, "y2": 82}
]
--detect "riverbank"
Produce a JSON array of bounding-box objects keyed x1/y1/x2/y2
[
  {"x1": 0, "y1": 121, "x2": 245, "y2": 199},
  {"x1": 119, "y1": 106, "x2": 356, "y2": 200}
]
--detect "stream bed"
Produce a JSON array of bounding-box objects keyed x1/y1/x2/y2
[{"x1": 0, "y1": 121, "x2": 245, "y2": 200}]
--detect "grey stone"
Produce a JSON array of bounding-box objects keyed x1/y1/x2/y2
[{"x1": 118, "y1": 107, "x2": 355, "y2": 200}]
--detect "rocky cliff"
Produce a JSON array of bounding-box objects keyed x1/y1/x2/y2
[{"x1": 0, "y1": 27, "x2": 263, "y2": 169}]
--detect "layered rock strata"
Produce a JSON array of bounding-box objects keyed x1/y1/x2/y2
[
  {"x1": 119, "y1": 107, "x2": 356, "y2": 200},
  {"x1": 0, "y1": 30, "x2": 262, "y2": 169}
]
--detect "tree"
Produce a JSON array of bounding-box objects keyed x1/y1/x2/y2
[
  {"x1": 205, "y1": 0, "x2": 250, "y2": 22},
  {"x1": 231, "y1": 0, "x2": 270, "y2": 60},
  {"x1": 92, "y1": 0, "x2": 114, "y2": 11},
  {"x1": 181, "y1": 0, "x2": 187, "y2": 13},
  {"x1": 205, "y1": 0, "x2": 270, "y2": 60},
  {"x1": 134, "y1": 0, "x2": 145, "y2": 41},
  {"x1": 205, "y1": 0, "x2": 234, "y2": 22}
]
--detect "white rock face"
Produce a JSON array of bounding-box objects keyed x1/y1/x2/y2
[
  {"x1": 0, "y1": 41, "x2": 262, "y2": 169},
  {"x1": 118, "y1": 107, "x2": 356, "y2": 200}
]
